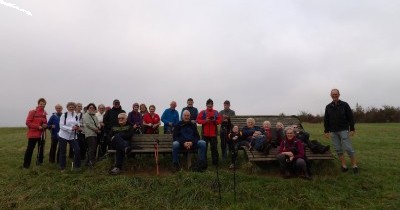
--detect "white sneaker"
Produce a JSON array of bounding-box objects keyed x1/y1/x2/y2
[{"x1": 110, "y1": 167, "x2": 121, "y2": 175}]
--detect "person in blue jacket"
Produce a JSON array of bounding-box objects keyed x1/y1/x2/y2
[
  {"x1": 47, "y1": 104, "x2": 63, "y2": 163},
  {"x1": 161, "y1": 101, "x2": 179, "y2": 134},
  {"x1": 172, "y1": 110, "x2": 207, "y2": 172}
]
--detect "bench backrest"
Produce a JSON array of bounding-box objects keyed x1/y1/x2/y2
[
  {"x1": 230, "y1": 115, "x2": 303, "y2": 130},
  {"x1": 131, "y1": 134, "x2": 173, "y2": 150}
]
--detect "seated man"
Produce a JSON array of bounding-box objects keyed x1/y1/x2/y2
[
  {"x1": 110, "y1": 113, "x2": 134, "y2": 175},
  {"x1": 172, "y1": 110, "x2": 207, "y2": 172},
  {"x1": 293, "y1": 124, "x2": 330, "y2": 154}
]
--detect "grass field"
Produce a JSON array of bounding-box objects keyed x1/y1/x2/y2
[{"x1": 0, "y1": 123, "x2": 399, "y2": 209}]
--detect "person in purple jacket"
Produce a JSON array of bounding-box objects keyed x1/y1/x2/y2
[{"x1": 127, "y1": 102, "x2": 143, "y2": 134}]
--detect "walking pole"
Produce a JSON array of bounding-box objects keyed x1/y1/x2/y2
[
  {"x1": 36, "y1": 130, "x2": 46, "y2": 165},
  {"x1": 154, "y1": 138, "x2": 160, "y2": 175},
  {"x1": 71, "y1": 129, "x2": 77, "y2": 171},
  {"x1": 233, "y1": 156, "x2": 237, "y2": 203},
  {"x1": 216, "y1": 162, "x2": 222, "y2": 203}
]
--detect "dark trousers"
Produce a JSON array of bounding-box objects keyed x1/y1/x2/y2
[
  {"x1": 97, "y1": 132, "x2": 108, "y2": 159},
  {"x1": 59, "y1": 137, "x2": 81, "y2": 170},
  {"x1": 203, "y1": 136, "x2": 219, "y2": 165},
  {"x1": 77, "y1": 133, "x2": 86, "y2": 160},
  {"x1": 49, "y1": 136, "x2": 60, "y2": 163},
  {"x1": 220, "y1": 130, "x2": 229, "y2": 159},
  {"x1": 277, "y1": 154, "x2": 307, "y2": 175},
  {"x1": 23, "y1": 138, "x2": 44, "y2": 168},
  {"x1": 86, "y1": 136, "x2": 97, "y2": 166},
  {"x1": 111, "y1": 134, "x2": 130, "y2": 169},
  {"x1": 229, "y1": 141, "x2": 248, "y2": 164}
]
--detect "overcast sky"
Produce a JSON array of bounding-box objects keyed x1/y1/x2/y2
[{"x1": 1, "y1": 0, "x2": 399, "y2": 127}]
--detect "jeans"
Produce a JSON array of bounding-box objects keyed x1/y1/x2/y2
[
  {"x1": 330, "y1": 130, "x2": 355, "y2": 157},
  {"x1": 203, "y1": 136, "x2": 219, "y2": 165},
  {"x1": 49, "y1": 135, "x2": 60, "y2": 163},
  {"x1": 220, "y1": 130, "x2": 229, "y2": 159},
  {"x1": 59, "y1": 137, "x2": 81, "y2": 170},
  {"x1": 111, "y1": 133, "x2": 131, "y2": 169},
  {"x1": 172, "y1": 140, "x2": 206, "y2": 164},
  {"x1": 23, "y1": 138, "x2": 44, "y2": 168}
]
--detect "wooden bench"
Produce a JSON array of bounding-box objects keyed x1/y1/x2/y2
[
  {"x1": 230, "y1": 115, "x2": 334, "y2": 164},
  {"x1": 107, "y1": 134, "x2": 195, "y2": 168}
]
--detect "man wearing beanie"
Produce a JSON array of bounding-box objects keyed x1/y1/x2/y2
[{"x1": 196, "y1": 99, "x2": 222, "y2": 165}]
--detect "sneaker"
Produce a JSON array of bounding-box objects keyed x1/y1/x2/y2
[
  {"x1": 110, "y1": 167, "x2": 121, "y2": 175},
  {"x1": 341, "y1": 166, "x2": 349, "y2": 172},
  {"x1": 353, "y1": 167, "x2": 359, "y2": 174}
]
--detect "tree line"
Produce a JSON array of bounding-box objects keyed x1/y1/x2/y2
[{"x1": 295, "y1": 104, "x2": 400, "y2": 123}]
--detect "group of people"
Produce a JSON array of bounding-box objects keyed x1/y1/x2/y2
[{"x1": 23, "y1": 88, "x2": 359, "y2": 178}]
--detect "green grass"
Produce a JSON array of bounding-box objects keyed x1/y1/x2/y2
[{"x1": 1, "y1": 124, "x2": 399, "y2": 209}]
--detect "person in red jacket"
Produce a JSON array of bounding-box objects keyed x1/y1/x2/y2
[
  {"x1": 196, "y1": 99, "x2": 222, "y2": 166},
  {"x1": 23, "y1": 98, "x2": 48, "y2": 168}
]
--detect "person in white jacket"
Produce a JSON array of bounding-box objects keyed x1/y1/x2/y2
[{"x1": 58, "y1": 102, "x2": 81, "y2": 172}]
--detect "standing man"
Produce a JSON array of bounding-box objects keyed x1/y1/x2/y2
[
  {"x1": 197, "y1": 99, "x2": 222, "y2": 166},
  {"x1": 181, "y1": 98, "x2": 199, "y2": 123},
  {"x1": 219, "y1": 100, "x2": 235, "y2": 160},
  {"x1": 161, "y1": 101, "x2": 180, "y2": 134},
  {"x1": 324, "y1": 89, "x2": 358, "y2": 174},
  {"x1": 103, "y1": 99, "x2": 126, "y2": 152},
  {"x1": 47, "y1": 104, "x2": 63, "y2": 163},
  {"x1": 172, "y1": 110, "x2": 207, "y2": 172}
]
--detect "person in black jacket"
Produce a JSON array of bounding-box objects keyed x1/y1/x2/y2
[
  {"x1": 102, "y1": 99, "x2": 126, "y2": 157},
  {"x1": 293, "y1": 125, "x2": 330, "y2": 154},
  {"x1": 324, "y1": 89, "x2": 358, "y2": 174},
  {"x1": 109, "y1": 113, "x2": 134, "y2": 175}
]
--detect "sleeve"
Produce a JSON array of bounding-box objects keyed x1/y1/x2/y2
[
  {"x1": 215, "y1": 112, "x2": 222, "y2": 125},
  {"x1": 196, "y1": 111, "x2": 206, "y2": 124},
  {"x1": 192, "y1": 123, "x2": 200, "y2": 145},
  {"x1": 294, "y1": 141, "x2": 305, "y2": 159},
  {"x1": 47, "y1": 115, "x2": 55, "y2": 129},
  {"x1": 161, "y1": 110, "x2": 168, "y2": 124},
  {"x1": 324, "y1": 105, "x2": 330, "y2": 133},
  {"x1": 173, "y1": 111, "x2": 179, "y2": 125},
  {"x1": 172, "y1": 123, "x2": 182, "y2": 143},
  {"x1": 26, "y1": 110, "x2": 40, "y2": 129},
  {"x1": 345, "y1": 103, "x2": 355, "y2": 131}
]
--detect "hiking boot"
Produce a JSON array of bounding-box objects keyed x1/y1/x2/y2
[
  {"x1": 341, "y1": 166, "x2": 349, "y2": 172},
  {"x1": 110, "y1": 167, "x2": 121, "y2": 175},
  {"x1": 321, "y1": 145, "x2": 330, "y2": 154},
  {"x1": 172, "y1": 163, "x2": 181, "y2": 173},
  {"x1": 229, "y1": 163, "x2": 235, "y2": 169},
  {"x1": 282, "y1": 171, "x2": 291, "y2": 179},
  {"x1": 124, "y1": 146, "x2": 132, "y2": 157},
  {"x1": 353, "y1": 167, "x2": 359, "y2": 174}
]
